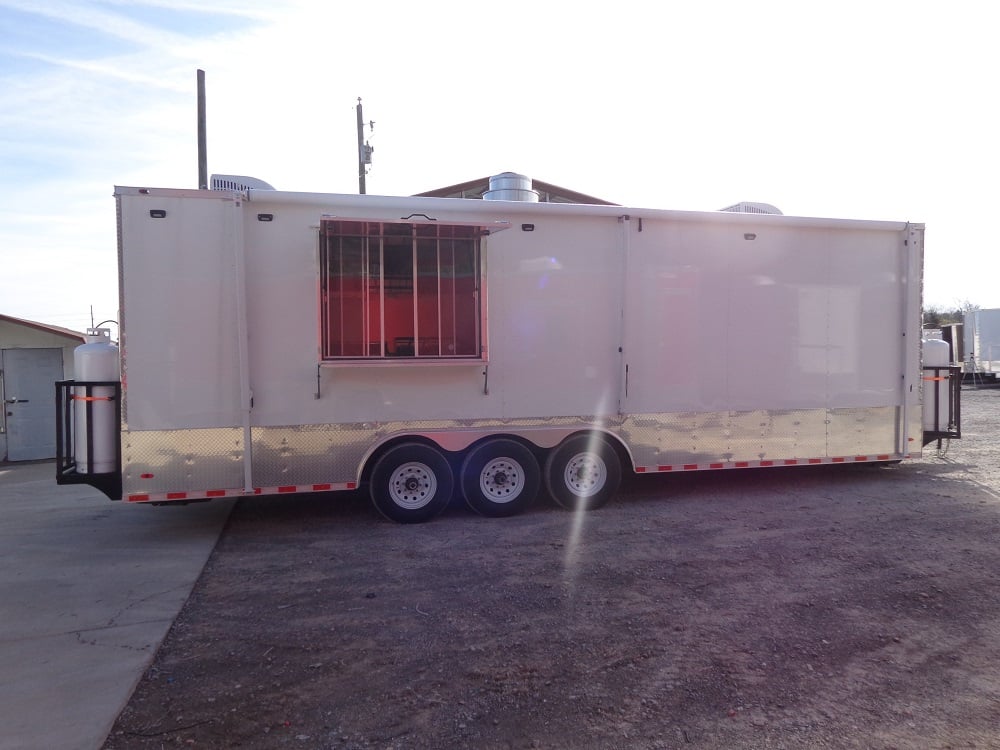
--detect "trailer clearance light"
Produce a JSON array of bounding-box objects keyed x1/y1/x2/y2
[{"x1": 744, "y1": 233, "x2": 756, "y2": 240}]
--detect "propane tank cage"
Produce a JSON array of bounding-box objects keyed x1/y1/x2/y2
[
  {"x1": 921, "y1": 364, "x2": 962, "y2": 447},
  {"x1": 55, "y1": 380, "x2": 123, "y2": 499}
]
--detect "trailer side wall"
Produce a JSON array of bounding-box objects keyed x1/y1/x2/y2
[{"x1": 115, "y1": 188, "x2": 923, "y2": 500}]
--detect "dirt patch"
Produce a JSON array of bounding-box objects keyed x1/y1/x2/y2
[{"x1": 105, "y1": 390, "x2": 1000, "y2": 749}]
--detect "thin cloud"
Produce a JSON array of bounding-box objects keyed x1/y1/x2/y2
[
  {"x1": 0, "y1": 0, "x2": 186, "y2": 48},
  {"x1": 0, "y1": 0, "x2": 259, "y2": 48},
  {"x1": 98, "y1": 0, "x2": 282, "y2": 21},
  {"x1": 4, "y1": 48, "x2": 189, "y2": 90}
]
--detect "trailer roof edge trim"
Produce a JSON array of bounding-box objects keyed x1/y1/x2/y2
[
  {"x1": 244, "y1": 189, "x2": 918, "y2": 231},
  {"x1": 113, "y1": 185, "x2": 919, "y2": 232}
]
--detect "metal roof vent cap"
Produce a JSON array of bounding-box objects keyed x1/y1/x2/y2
[
  {"x1": 483, "y1": 172, "x2": 539, "y2": 202},
  {"x1": 210, "y1": 174, "x2": 275, "y2": 192},
  {"x1": 719, "y1": 201, "x2": 783, "y2": 215}
]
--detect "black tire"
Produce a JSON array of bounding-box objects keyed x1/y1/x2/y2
[
  {"x1": 369, "y1": 443, "x2": 454, "y2": 523},
  {"x1": 544, "y1": 433, "x2": 621, "y2": 511},
  {"x1": 460, "y1": 438, "x2": 541, "y2": 517}
]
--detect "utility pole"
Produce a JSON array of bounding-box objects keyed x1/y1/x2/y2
[
  {"x1": 197, "y1": 69, "x2": 208, "y2": 189},
  {"x1": 356, "y1": 98, "x2": 373, "y2": 194}
]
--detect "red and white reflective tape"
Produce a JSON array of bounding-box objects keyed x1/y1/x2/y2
[
  {"x1": 126, "y1": 481, "x2": 358, "y2": 503},
  {"x1": 128, "y1": 454, "x2": 907, "y2": 501},
  {"x1": 633, "y1": 454, "x2": 903, "y2": 474},
  {"x1": 253, "y1": 482, "x2": 357, "y2": 496}
]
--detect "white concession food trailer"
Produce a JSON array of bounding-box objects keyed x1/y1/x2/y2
[{"x1": 56, "y1": 175, "x2": 961, "y2": 522}]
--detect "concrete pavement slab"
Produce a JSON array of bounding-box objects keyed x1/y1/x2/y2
[{"x1": 0, "y1": 461, "x2": 233, "y2": 750}]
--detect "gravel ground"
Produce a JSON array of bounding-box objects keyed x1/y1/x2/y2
[{"x1": 105, "y1": 388, "x2": 1000, "y2": 749}]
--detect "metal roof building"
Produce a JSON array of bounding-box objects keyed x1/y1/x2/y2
[{"x1": 1, "y1": 314, "x2": 85, "y2": 461}]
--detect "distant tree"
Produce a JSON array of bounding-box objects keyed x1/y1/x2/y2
[
  {"x1": 924, "y1": 302, "x2": 975, "y2": 328},
  {"x1": 924, "y1": 306, "x2": 943, "y2": 328},
  {"x1": 940, "y1": 307, "x2": 964, "y2": 325}
]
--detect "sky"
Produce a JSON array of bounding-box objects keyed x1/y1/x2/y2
[{"x1": 1, "y1": 0, "x2": 998, "y2": 333}]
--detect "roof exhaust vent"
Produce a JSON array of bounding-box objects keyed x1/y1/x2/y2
[
  {"x1": 719, "y1": 201, "x2": 782, "y2": 215},
  {"x1": 483, "y1": 172, "x2": 539, "y2": 202},
  {"x1": 210, "y1": 174, "x2": 275, "y2": 192}
]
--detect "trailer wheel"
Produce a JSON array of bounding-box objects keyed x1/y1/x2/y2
[
  {"x1": 544, "y1": 433, "x2": 621, "y2": 511},
  {"x1": 460, "y1": 438, "x2": 541, "y2": 517},
  {"x1": 369, "y1": 443, "x2": 454, "y2": 524}
]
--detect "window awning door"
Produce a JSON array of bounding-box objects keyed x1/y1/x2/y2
[{"x1": 319, "y1": 216, "x2": 511, "y2": 237}]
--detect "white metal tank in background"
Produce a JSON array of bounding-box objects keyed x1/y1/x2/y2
[
  {"x1": 74, "y1": 328, "x2": 120, "y2": 473},
  {"x1": 922, "y1": 337, "x2": 952, "y2": 434}
]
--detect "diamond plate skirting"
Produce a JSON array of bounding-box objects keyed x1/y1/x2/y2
[
  {"x1": 122, "y1": 427, "x2": 245, "y2": 496},
  {"x1": 620, "y1": 406, "x2": 906, "y2": 468},
  {"x1": 121, "y1": 405, "x2": 916, "y2": 495}
]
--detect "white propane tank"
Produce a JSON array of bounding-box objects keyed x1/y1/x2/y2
[
  {"x1": 922, "y1": 338, "x2": 951, "y2": 433},
  {"x1": 74, "y1": 328, "x2": 119, "y2": 474}
]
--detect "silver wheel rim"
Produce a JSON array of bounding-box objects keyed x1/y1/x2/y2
[
  {"x1": 388, "y1": 461, "x2": 438, "y2": 509},
  {"x1": 479, "y1": 457, "x2": 524, "y2": 504},
  {"x1": 563, "y1": 452, "x2": 607, "y2": 497}
]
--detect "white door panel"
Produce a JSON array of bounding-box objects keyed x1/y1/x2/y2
[{"x1": 3, "y1": 348, "x2": 63, "y2": 461}]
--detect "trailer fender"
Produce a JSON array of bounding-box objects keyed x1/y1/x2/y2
[{"x1": 359, "y1": 426, "x2": 634, "y2": 483}]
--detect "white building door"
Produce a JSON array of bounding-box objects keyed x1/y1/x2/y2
[{"x1": 2, "y1": 348, "x2": 63, "y2": 461}]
